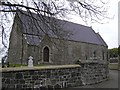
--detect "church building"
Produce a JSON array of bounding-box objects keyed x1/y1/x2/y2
[{"x1": 7, "y1": 11, "x2": 108, "y2": 65}]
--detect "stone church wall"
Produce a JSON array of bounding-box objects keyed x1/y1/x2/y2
[
  {"x1": 44, "y1": 38, "x2": 108, "y2": 65},
  {"x1": 7, "y1": 19, "x2": 23, "y2": 64},
  {"x1": 7, "y1": 28, "x2": 108, "y2": 65}
]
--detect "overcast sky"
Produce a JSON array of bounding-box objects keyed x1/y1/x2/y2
[
  {"x1": 0, "y1": 0, "x2": 119, "y2": 50},
  {"x1": 68, "y1": 0, "x2": 119, "y2": 49},
  {"x1": 93, "y1": 0, "x2": 118, "y2": 49},
  {"x1": 0, "y1": 0, "x2": 119, "y2": 62},
  {"x1": 119, "y1": 1, "x2": 120, "y2": 46}
]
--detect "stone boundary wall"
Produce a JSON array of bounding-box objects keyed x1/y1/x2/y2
[
  {"x1": 81, "y1": 63, "x2": 109, "y2": 85},
  {"x1": 2, "y1": 63, "x2": 109, "y2": 89}
]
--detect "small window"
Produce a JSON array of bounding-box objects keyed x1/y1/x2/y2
[
  {"x1": 93, "y1": 51, "x2": 96, "y2": 57},
  {"x1": 102, "y1": 51, "x2": 104, "y2": 60},
  {"x1": 85, "y1": 55, "x2": 87, "y2": 60},
  {"x1": 107, "y1": 52, "x2": 109, "y2": 61}
]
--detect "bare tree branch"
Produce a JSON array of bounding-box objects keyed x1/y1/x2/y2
[
  {"x1": 0, "y1": 0, "x2": 110, "y2": 49},
  {"x1": 2, "y1": 26, "x2": 7, "y2": 48},
  {"x1": 0, "y1": 1, "x2": 54, "y2": 15}
]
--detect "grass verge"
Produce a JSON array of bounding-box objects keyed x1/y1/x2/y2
[
  {"x1": 108, "y1": 63, "x2": 118, "y2": 70},
  {"x1": 7, "y1": 64, "x2": 49, "y2": 67}
]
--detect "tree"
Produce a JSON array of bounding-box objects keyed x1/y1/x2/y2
[
  {"x1": 108, "y1": 48, "x2": 118, "y2": 58},
  {"x1": 0, "y1": 0, "x2": 109, "y2": 48},
  {"x1": 118, "y1": 45, "x2": 120, "y2": 57},
  {"x1": 118, "y1": 45, "x2": 120, "y2": 68}
]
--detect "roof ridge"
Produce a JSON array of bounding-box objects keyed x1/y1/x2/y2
[
  {"x1": 17, "y1": 10, "x2": 91, "y2": 29},
  {"x1": 57, "y1": 19, "x2": 91, "y2": 28},
  {"x1": 96, "y1": 33, "x2": 108, "y2": 47}
]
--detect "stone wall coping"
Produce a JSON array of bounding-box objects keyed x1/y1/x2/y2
[
  {"x1": 1, "y1": 64, "x2": 80, "y2": 72},
  {"x1": 80, "y1": 60, "x2": 108, "y2": 64}
]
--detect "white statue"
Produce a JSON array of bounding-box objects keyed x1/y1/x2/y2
[{"x1": 28, "y1": 56, "x2": 33, "y2": 67}]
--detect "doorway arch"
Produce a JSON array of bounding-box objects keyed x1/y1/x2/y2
[{"x1": 43, "y1": 46, "x2": 49, "y2": 62}]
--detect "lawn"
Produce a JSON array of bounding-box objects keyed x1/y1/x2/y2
[
  {"x1": 3, "y1": 64, "x2": 48, "y2": 67},
  {"x1": 108, "y1": 63, "x2": 118, "y2": 70}
]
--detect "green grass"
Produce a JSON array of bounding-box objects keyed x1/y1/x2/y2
[
  {"x1": 9, "y1": 64, "x2": 27, "y2": 67},
  {"x1": 35, "y1": 64, "x2": 48, "y2": 66},
  {"x1": 8, "y1": 64, "x2": 50, "y2": 67},
  {"x1": 7, "y1": 63, "x2": 119, "y2": 70},
  {"x1": 109, "y1": 63, "x2": 118, "y2": 70}
]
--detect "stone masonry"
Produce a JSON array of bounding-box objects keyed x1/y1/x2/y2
[{"x1": 2, "y1": 62, "x2": 109, "y2": 89}]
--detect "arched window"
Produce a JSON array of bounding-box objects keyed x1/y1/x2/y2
[
  {"x1": 85, "y1": 55, "x2": 88, "y2": 60},
  {"x1": 102, "y1": 51, "x2": 104, "y2": 60},
  {"x1": 43, "y1": 46, "x2": 49, "y2": 62},
  {"x1": 93, "y1": 51, "x2": 96, "y2": 57}
]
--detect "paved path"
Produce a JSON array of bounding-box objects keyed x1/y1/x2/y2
[{"x1": 61, "y1": 70, "x2": 118, "y2": 90}]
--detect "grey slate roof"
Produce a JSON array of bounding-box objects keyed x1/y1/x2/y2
[
  {"x1": 23, "y1": 34, "x2": 41, "y2": 45},
  {"x1": 57, "y1": 20, "x2": 107, "y2": 46},
  {"x1": 96, "y1": 33, "x2": 107, "y2": 46},
  {"x1": 16, "y1": 11, "x2": 107, "y2": 46}
]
